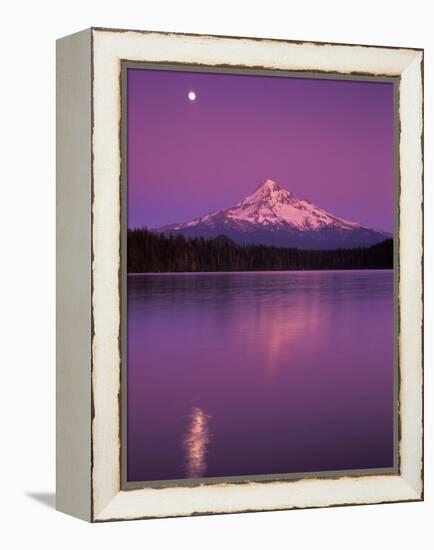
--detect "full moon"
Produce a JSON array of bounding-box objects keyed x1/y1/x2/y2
[{"x1": 188, "y1": 91, "x2": 196, "y2": 101}]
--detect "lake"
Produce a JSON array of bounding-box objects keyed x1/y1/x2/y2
[{"x1": 127, "y1": 270, "x2": 394, "y2": 482}]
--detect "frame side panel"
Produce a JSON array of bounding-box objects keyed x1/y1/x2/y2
[
  {"x1": 56, "y1": 28, "x2": 92, "y2": 522},
  {"x1": 398, "y1": 54, "x2": 424, "y2": 496}
]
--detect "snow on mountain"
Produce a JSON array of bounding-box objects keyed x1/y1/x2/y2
[{"x1": 155, "y1": 179, "x2": 391, "y2": 250}]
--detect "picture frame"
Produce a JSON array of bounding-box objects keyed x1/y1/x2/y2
[{"x1": 56, "y1": 27, "x2": 423, "y2": 522}]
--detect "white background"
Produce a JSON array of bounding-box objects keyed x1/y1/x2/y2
[{"x1": 1, "y1": 0, "x2": 432, "y2": 547}]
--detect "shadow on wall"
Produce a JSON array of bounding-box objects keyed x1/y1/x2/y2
[{"x1": 26, "y1": 492, "x2": 56, "y2": 510}]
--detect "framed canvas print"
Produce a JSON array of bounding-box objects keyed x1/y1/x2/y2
[{"x1": 56, "y1": 27, "x2": 423, "y2": 522}]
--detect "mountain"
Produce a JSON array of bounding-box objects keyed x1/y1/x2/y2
[{"x1": 155, "y1": 179, "x2": 391, "y2": 250}]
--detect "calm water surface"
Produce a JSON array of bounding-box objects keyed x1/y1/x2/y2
[{"x1": 127, "y1": 270, "x2": 394, "y2": 482}]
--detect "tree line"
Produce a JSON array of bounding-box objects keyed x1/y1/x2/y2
[{"x1": 127, "y1": 228, "x2": 393, "y2": 273}]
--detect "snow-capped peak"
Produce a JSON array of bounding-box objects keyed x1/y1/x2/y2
[
  {"x1": 152, "y1": 179, "x2": 395, "y2": 253},
  {"x1": 255, "y1": 178, "x2": 283, "y2": 193},
  {"x1": 223, "y1": 179, "x2": 363, "y2": 231},
  {"x1": 238, "y1": 179, "x2": 292, "y2": 209},
  {"x1": 158, "y1": 179, "x2": 386, "y2": 245}
]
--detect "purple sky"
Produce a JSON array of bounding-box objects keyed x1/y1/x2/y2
[{"x1": 127, "y1": 68, "x2": 394, "y2": 232}]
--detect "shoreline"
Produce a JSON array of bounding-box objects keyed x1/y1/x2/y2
[{"x1": 127, "y1": 268, "x2": 394, "y2": 276}]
